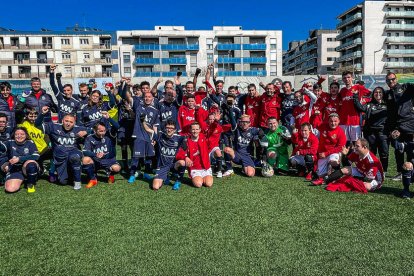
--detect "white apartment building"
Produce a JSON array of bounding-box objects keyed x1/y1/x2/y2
[
  {"x1": 283, "y1": 29, "x2": 340, "y2": 75},
  {"x1": 0, "y1": 26, "x2": 115, "y2": 79},
  {"x1": 116, "y1": 26, "x2": 283, "y2": 79},
  {"x1": 336, "y1": 0, "x2": 414, "y2": 75}
]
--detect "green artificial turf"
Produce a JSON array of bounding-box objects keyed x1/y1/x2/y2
[{"x1": 1, "y1": 155, "x2": 414, "y2": 275}]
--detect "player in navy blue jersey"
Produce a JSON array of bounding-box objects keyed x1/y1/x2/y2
[
  {"x1": 82, "y1": 114, "x2": 121, "y2": 188},
  {"x1": 49, "y1": 65, "x2": 81, "y2": 122},
  {"x1": 223, "y1": 114, "x2": 267, "y2": 177},
  {"x1": 0, "y1": 127, "x2": 39, "y2": 193},
  {"x1": 156, "y1": 77, "x2": 184, "y2": 131},
  {"x1": 127, "y1": 91, "x2": 160, "y2": 184},
  {"x1": 74, "y1": 83, "x2": 90, "y2": 108},
  {"x1": 142, "y1": 119, "x2": 187, "y2": 190},
  {"x1": 0, "y1": 113, "x2": 13, "y2": 185},
  {"x1": 78, "y1": 89, "x2": 116, "y2": 128},
  {"x1": 36, "y1": 108, "x2": 88, "y2": 190}
]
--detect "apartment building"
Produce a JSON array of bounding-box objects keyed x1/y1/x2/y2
[
  {"x1": 0, "y1": 26, "x2": 116, "y2": 79},
  {"x1": 116, "y1": 26, "x2": 282, "y2": 78},
  {"x1": 336, "y1": 0, "x2": 414, "y2": 75},
  {"x1": 283, "y1": 29, "x2": 340, "y2": 75}
]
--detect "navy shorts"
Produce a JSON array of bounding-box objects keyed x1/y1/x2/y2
[
  {"x1": 93, "y1": 158, "x2": 119, "y2": 171},
  {"x1": 117, "y1": 122, "x2": 134, "y2": 144},
  {"x1": 133, "y1": 139, "x2": 155, "y2": 158},
  {"x1": 233, "y1": 151, "x2": 255, "y2": 168},
  {"x1": 154, "y1": 163, "x2": 174, "y2": 182},
  {"x1": 6, "y1": 165, "x2": 25, "y2": 181}
]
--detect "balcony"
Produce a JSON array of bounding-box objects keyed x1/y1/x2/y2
[
  {"x1": 385, "y1": 11, "x2": 414, "y2": 18},
  {"x1": 243, "y1": 57, "x2": 267, "y2": 63},
  {"x1": 385, "y1": 49, "x2": 414, "y2": 56},
  {"x1": 97, "y1": 57, "x2": 112, "y2": 64},
  {"x1": 14, "y1": 59, "x2": 30, "y2": 64},
  {"x1": 162, "y1": 58, "x2": 187, "y2": 64},
  {"x1": 301, "y1": 44, "x2": 317, "y2": 53},
  {"x1": 133, "y1": 44, "x2": 199, "y2": 51},
  {"x1": 336, "y1": 13, "x2": 362, "y2": 29},
  {"x1": 337, "y1": 51, "x2": 362, "y2": 62},
  {"x1": 42, "y1": 43, "x2": 53, "y2": 49},
  {"x1": 217, "y1": 70, "x2": 266, "y2": 77},
  {"x1": 385, "y1": 62, "x2": 414, "y2": 68},
  {"x1": 243, "y1": 44, "x2": 266, "y2": 50},
  {"x1": 216, "y1": 44, "x2": 242, "y2": 50},
  {"x1": 217, "y1": 57, "x2": 267, "y2": 64},
  {"x1": 385, "y1": 36, "x2": 414, "y2": 44},
  {"x1": 337, "y1": 26, "x2": 363, "y2": 40},
  {"x1": 385, "y1": 24, "x2": 414, "y2": 31},
  {"x1": 36, "y1": 58, "x2": 53, "y2": 64},
  {"x1": 302, "y1": 61, "x2": 317, "y2": 70},
  {"x1": 134, "y1": 71, "x2": 188, "y2": 77},
  {"x1": 217, "y1": 57, "x2": 241, "y2": 63},
  {"x1": 134, "y1": 58, "x2": 160, "y2": 64},
  {"x1": 100, "y1": 43, "x2": 111, "y2": 49},
  {"x1": 336, "y1": 38, "x2": 363, "y2": 52}
]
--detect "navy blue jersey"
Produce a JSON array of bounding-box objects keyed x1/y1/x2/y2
[
  {"x1": 233, "y1": 127, "x2": 261, "y2": 154},
  {"x1": 153, "y1": 132, "x2": 186, "y2": 167},
  {"x1": 0, "y1": 95, "x2": 19, "y2": 128},
  {"x1": 42, "y1": 122, "x2": 87, "y2": 154},
  {"x1": 83, "y1": 133, "x2": 116, "y2": 160},
  {"x1": 281, "y1": 93, "x2": 298, "y2": 121},
  {"x1": 78, "y1": 102, "x2": 111, "y2": 128},
  {"x1": 73, "y1": 94, "x2": 89, "y2": 108},
  {"x1": 157, "y1": 100, "x2": 180, "y2": 131},
  {"x1": 0, "y1": 127, "x2": 12, "y2": 142},
  {"x1": 201, "y1": 97, "x2": 214, "y2": 111},
  {"x1": 0, "y1": 140, "x2": 39, "y2": 164},
  {"x1": 56, "y1": 95, "x2": 81, "y2": 122},
  {"x1": 24, "y1": 90, "x2": 56, "y2": 123},
  {"x1": 132, "y1": 97, "x2": 160, "y2": 142},
  {"x1": 222, "y1": 106, "x2": 241, "y2": 125}
]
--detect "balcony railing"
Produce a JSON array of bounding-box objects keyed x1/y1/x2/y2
[
  {"x1": 336, "y1": 13, "x2": 362, "y2": 29},
  {"x1": 385, "y1": 49, "x2": 414, "y2": 55},
  {"x1": 385, "y1": 62, "x2": 414, "y2": 68},
  {"x1": 217, "y1": 70, "x2": 266, "y2": 77},
  {"x1": 385, "y1": 24, "x2": 414, "y2": 31},
  {"x1": 385, "y1": 36, "x2": 414, "y2": 43},
  {"x1": 337, "y1": 51, "x2": 362, "y2": 62},
  {"x1": 337, "y1": 26, "x2": 363, "y2": 40},
  {"x1": 217, "y1": 57, "x2": 267, "y2": 63},
  {"x1": 216, "y1": 44, "x2": 242, "y2": 50},
  {"x1": 336, "y1": 38, "x2": 363, "y2": 52},
  {"x1": 133, "y1": 44, "x2": 199, "y2": 51},
  {"x1": 385, "y1": 11, "x2": 414, "y2": 18},
  {"x1": 243, "y1": 44, "x2": 266, "y2": 50},
  {"x1": 134, "y1": 71, "x2": 188, "y2": 77}
]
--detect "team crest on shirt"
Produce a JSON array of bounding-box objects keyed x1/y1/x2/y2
[
  {"x1": 332, "y1": 134, "x2": 337, "y2": 139},
  {"x1": 24, "y1": 148, "x2": 29, "y2": 154},
  {"x1": 42, "y1": 96, "x2": 45, "y2": 100},
  {"x1": 71, "y1": 102, "x2": 74, "y2": 107},
  {"x1": 70, "y1": 132, "x2": 75, "y2": 138},
  {"x1": 322, "y1": 131, "x2": 327, "y2": 137},
  {"x1": 102, "y1": 138, "x2": 105, "y2": 143}
]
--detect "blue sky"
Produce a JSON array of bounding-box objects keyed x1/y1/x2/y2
[{"x1": 1, "y1": 0, "x2": 362, "y2": 49}]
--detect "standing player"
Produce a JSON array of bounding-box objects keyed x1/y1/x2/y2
[{"x1": 1, "y1": 127, "x2": 39, "y2": 193}]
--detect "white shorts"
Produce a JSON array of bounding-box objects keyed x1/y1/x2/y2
[
  {"x1": 190, "y1": 168, "x2": 213, "y2": 178},
  {"x1": 289, "y1": 155, "x2": 305, "y2": 167},
  {"x1": 340, "y1": 125, "x2": 361, "y2": 142},
  {"x1": 317, "y1": 153, "x2": 340, "y2": 176},
  {"x1": 209, "y1": 147, "x2": 221, "y2": 159},
  {"x1": 351, "y1": 167, "x2": 379, "y2": 191}
]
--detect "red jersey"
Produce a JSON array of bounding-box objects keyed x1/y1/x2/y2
[
  {"x1": 291, "y1": 132, "x2": 319, "y2": 160},
  {"x1": 315, "y1": 95, "x2": 341, "y2": 124},
  {"x1": 339, "y1": 84, "x2": 370, "y2": 126},
  {"x1": 310, "y1": 93, "x2": 329, "y2": 129},
  {"x1": 317, "y1": 124, "x2": 346, "y2": 157},
  {"x1": 178, "y1": 106, "x2": 207, "y2": 135},
  {"x1": 243, "y1": 96, "x2": 261, "y2": 127},
  {"x1": 187, "y1": 133, "x2": 210, "y2": 171},
  {"x1": 259, "y1": 91, "x2": 282, "y2": 127},
  {"x1": 292, "y1": 98, "x2": 311, "y2": 130},
  {"x1": 347, "y1": 151, "x2": 384, "y2": 189},
  {"x1": 198, "y1": 119, "x2": 231, "y2": 151},
  {"x1": 183, "y1": 91, "x2": 207, "y2": 106}
]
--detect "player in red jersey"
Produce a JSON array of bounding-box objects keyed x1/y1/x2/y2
[
  {"x1": 312, "y1": 113, "x2": 347, "y2": 185},
  {"x1": 290, "y1": 123, "x2": 319, "y2": 181},
  {"x1": 338, "y1": 71, "x2": 370, "y2": 142},
  {"x1": 324, "y1": 138, "x2": 384, "y2": 193},
  {"x1": 258, "y1": 83, "x2": 282, "y2": 128},
  {"x1": 237, "y1": 84, "x2": 261, "y2": 127},
  {"x1": 178, "y1": 94, "x2": 207, "y2": 136}
]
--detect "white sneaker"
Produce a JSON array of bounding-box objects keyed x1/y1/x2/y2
[
  {"x1": 217, "y1": 171, "x2": 223, "y2": 178},
  {"x1": 392, "y1": 173, "x2": 402, "y2": 181},
  {"x1": 73, "y1": 182, "x2": 82, "y2": 190},
  {"x1": 223, "y1": 170, "x2": 234, "y2": 177}
]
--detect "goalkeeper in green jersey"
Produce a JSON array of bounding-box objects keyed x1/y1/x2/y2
[{"x1": 265, "y1": 117, "x2": 291, "y2": 174}]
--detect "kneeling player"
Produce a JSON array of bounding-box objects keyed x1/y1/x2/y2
[
  {"x1": 82, "y1": 115, "x2": 121, "y2": 188},
  {"x1": 142, "y1": 119, "x2": 187, "y2": 191},
  {"x1": 1, "y1": 127, "x2": 39, "y2": 193},
  {"x1": 265, "y1": 117, "x2": 291, "y2": 175},
  {"x1": 185, "y1": 122, "x2": 213, "y2": 188},
  {"x1": 224, "y1": 114, "x2": 266, "y2": 177},
  {"x1": 290, "y1": 122, "x2": 319, "y2": 180}
]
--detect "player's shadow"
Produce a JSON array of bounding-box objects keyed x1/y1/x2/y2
[{"x1": 373, "y1": 186, "x2": 403, "y2": 198}]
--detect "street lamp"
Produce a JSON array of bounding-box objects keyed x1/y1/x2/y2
[{"x1": 374, "y1": 48, "x2": 382, "y2": 75}]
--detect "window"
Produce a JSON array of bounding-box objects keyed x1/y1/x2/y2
[
  {"x1": 81, "y1": 67, "x2": 91, "y2": 73},
  {"x1": 207, "y1": 53, "x2": 214, "y2": 63},
  {"x1": 327, "y1": 57, "x2": 333, "y2": 61},
  {"x1": 395, "y1": 58, "x2": 399, "y2": 62},
  {"x1": 387, "y1": 7, "x2": 391, "y2": 11},
  {"x1": 387, "y1": 20, "x2": 391, "y2": 24},
  {"x1": 61, "y1": 39, "x2": 70, "y2": 45},
  {"x1": 387, "y1": 33, "x2": 391, "y2": 37},
  {"x1": 62, "y1": 52, "x2": 71, "y2": 59},
  {"x1": 80, "y1": 39, "x2": 89, "y2": 45},
  {"x1": 123, "y1": 52, "x2": 131, "y2": 63},
  {"x1": 396, "y1": 33, "x2": 400, "y2": 37},
  {"x1": 396, "y1": 7, "x2": 400, "y2": 11},
  {"x1": 83, "y1": 53, "x2": 90, "y2": 59},
  {"x1": 327, "y1": 38, "x2": 333, "y2": 42},
  {"x1": 395, "y1": 45, "x2": 399, "y2": 49},
  {"x1": 327, "y1": 48, "x2": 335, "y2": 52},
  {"x1": 64, "y1": 66, "x2": 71, "y2": 74},
  {"x1": 124, "y1": 67, "x2": 131, "y2": 73},
  {"x1": 387, "y1": 45, "x2": 391, "y2": 49},
  {"x1": 396, "y1": 20, "x2": 400, "y2": 24},
  {"x1": 270, "y1": 44, "x2": 277, "y2": 49},
  {"x1": 207, "y1": 44, "x2": 213, "y2": 50}
]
